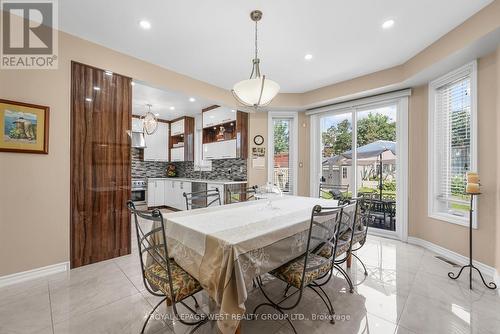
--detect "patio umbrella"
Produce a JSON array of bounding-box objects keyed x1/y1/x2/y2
[{"x1": 324, "y1": 140, "x2": 396, "y2": 198}]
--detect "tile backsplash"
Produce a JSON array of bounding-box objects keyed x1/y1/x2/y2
[
  {"x1": 172, "y1": 159, "x2": 247, "y2": 180},
  {"x1": 131, "y1": 148, "x2": 168, "y2": 178},
  {"x1": 131, "y1": 148, "x2": 247, "y2": 181}
]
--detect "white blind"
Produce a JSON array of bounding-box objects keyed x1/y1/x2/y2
[
  {"x1": 434, "y1": 76, "x2": 471, "y2": 212},
  {"x1": 272, "y1": 118, "x2": 294, "y2": 194}
]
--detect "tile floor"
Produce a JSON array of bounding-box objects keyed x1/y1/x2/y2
[{"x1": 1, "y1": 234, "x2": 499, "y2": 334}]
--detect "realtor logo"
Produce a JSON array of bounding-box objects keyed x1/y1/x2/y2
[{"x1": 1, "y1": 0, "x2": 58, "y2": 69}]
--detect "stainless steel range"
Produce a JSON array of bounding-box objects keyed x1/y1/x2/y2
[{"x1": 131, "y1": 179, "x2": 147, "y2": 205}]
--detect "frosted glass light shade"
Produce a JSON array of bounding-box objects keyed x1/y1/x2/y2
[{"x1": 232, "y1": 77, "x2": 280, "y2": 107}]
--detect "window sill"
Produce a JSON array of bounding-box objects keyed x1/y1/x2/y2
[{"x1": 428, "y1": 212, "x2": 477, "y2": 229}]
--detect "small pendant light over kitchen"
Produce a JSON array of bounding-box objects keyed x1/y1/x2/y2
[
  {"x1": 232, "y1": 10, "x2": 280, "y2": 110},
  {"x1": 141, "y1": 104, "x2": 158, "y2": 135}
]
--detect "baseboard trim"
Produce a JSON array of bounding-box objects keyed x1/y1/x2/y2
[
  {"x1": 407, "y1": 237, "x2": 496, "y2": 279},
  {"x1": 0, "y1": 262, "x2": 69, "y2": 288}
]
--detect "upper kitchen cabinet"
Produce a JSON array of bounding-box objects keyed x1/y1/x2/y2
[
  {"x1": 203, "y1": 106, "x2": 237, "y2": 128},
  {"x1": 143, "y1": 121, "x2": 169, "y2": 162},
  {"x1": 169, "y1": 116, "x2": 194, "y2": 162},
  {"x1": 202, "y1": 105, "x2": 248, "y2": 160}
]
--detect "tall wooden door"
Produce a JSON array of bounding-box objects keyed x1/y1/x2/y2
[{"x1": 70, "y1": 62, "x2": 132, "y2": 268}]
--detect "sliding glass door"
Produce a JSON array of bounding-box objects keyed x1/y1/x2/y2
[{"x1": 313, "y1": 96, "x2": 407, "y2": 239}]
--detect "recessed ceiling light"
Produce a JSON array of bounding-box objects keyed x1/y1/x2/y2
[
  {"x1": 139, "y1": 20, "x2": 151, "y2": 30},
  {"x1": 85, "y1": 97, "x2": 92, "y2": 102},
  {"x1": 105, "y1": 70, "x2": 113, "y2": 76},
  {"x1": 189, "y1": 97, "x2": 196, "y2": 102},
  {"x1": 304, "y1": 54, "x2": 313, "y2": 61},
  {"x1": 169, "y1": 106, "x2": 175, "y2": 110},
  {"x1": 382, "y1": 19, "x2": 395, "y2": 29},
  {"x1": 93, "y1": 86, "x2": 100, "y2": 91}
]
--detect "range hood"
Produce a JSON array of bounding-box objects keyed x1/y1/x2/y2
[{"x1": 131, "y1": 131, "x2": 146, "y2": 148}]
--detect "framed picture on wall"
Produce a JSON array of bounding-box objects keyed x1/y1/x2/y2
[{"x1": 0, "y1": 99, "x2": 49, "y2": 154}]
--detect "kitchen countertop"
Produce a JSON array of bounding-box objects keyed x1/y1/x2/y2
[{"x1": 147, "y1": 177, "x2": 247, "y2": 185}]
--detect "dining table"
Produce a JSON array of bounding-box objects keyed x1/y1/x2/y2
[{"x1": 160, "y1": 195, "x2": 338, "y2": 334}]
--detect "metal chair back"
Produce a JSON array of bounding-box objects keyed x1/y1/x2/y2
[
  {"x1": 298, "y1": 205, "x2": 345, "y2": 290},
  {"x1": 127, "y1": 201, "x2": 175, "y2": 300},
  {"x1": 227, "y1": 185, "x2": 258, "y2": 203},
  {"x1": 183, "y1": 188, "x2": 221, "y2": 210}
]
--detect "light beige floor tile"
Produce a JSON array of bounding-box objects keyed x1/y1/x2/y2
[
  {"x1": 0, "y1": 282, "x2": 53, "y2": 334},
  {"x1": 49, "y1": 261, "x2": 138, "y2": 324},
  {"x1": 53, "y1": 292, "x2": 170, "y2": 334},
  {"x1": 399, "y1": 292, "x2": 473, "y2": 334}
]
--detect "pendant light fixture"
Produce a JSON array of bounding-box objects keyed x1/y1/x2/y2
[{"x1": 232, "y1": 10, "x2": 280, "y2": 110}]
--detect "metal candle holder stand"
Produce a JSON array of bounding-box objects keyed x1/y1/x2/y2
[{"x1": 447, "y1": 193, "x2": 497, "y2": 290}]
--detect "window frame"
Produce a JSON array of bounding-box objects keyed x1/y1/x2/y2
[{"x1": 428, "y1": 61, "x2": 478, "y2": 227}]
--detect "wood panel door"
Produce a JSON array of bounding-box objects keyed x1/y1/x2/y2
[{"x1": 70, "y1": 62, "x2": 132, "y2": 268}]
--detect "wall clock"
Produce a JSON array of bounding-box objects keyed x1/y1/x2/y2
[{"x1": 253, "y1": 135, "x2": 264, "y2": 146}]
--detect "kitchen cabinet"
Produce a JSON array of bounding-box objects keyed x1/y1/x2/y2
[
  {"x1": 147, "y1": 179, "x2": 165, "y2": 207},
  {"x1": 164, "y1": 179, "x2": 191, "y2": 210},
  {"x1": 169, "y1": 116, "x2": 194, "y2": 162},
  {"x1": 201, "y1": 106, "x2": 248, "y2": 160},
  {"x1": 170, "y1": 147, "x2": 184, "y2": 162},
  {"x1": 144, "y1": 122, "x2": 169, "y2": 161},
  {"x1": 170, "y1": 119, "x2": 185, "y2": 136},
  {"x1": 203, "y1": 107, "x2": 237, "y2": 128},
  {"x1": 131, "y1": 117, "x2": 143, "y2": 132},
  {"x1": 203, "y1": 139, "x2": 237, "y2": 160}
]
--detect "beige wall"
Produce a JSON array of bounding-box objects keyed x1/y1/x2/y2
[
  {"x1": 408, "y1": 53, "x2": 498, "y2": 266},
  {"x1": 246, "y1": 111, "x2": 310, "y2": 196},
  {"x1": 247, "y1": 112, "x2": 268, "y2": 188}
]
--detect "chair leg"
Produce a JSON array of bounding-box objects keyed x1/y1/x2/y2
[
  {"x1": 141, "y1": 296, "x2": 167, "y2": 334},
  {"x1": 253, "y1": 303, "x2": 298, "y2": 334},
  {"x1": 346, "y1": 253, "x2": 352, "y2": 268},
  {"x1": 351, "y1": 252, "x2": 368, "y2": 276},
  {"x1": 191, "y1": 295, "x2": 200, "y2": 308},
  {"x1": 308, "y1": 285, "x2": 335, "y2": 324},
  {"x1": 283, "y1": 284, "x2": 292, "y2": 297},
  {"x1": 335, "y1": 264, "x2": 354, "y2": 293}
]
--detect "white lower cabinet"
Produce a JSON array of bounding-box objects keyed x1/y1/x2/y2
[
  {"x1": 147, "y1": 180, "x2": 165, "y2": 207},
  {"x1": 150, "y1": 179, "x2": 226, "y2": 210},
  {"x1": 163, "y1": 179, "x2": 192, "y2": 210},
  {"x1": 203, "y1": 139, "x2": 237, "y2": 160}
]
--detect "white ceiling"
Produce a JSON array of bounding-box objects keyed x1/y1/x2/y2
[
  {"x1": 59, "y1": 0, "x2": 493, "y2": 93},
  {"x1": 132, "y1": 82, "x2": 216, "y2": 120}
]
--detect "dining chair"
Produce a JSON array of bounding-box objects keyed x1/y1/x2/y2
[
  {"x1": 227, "y1": 185, "x2": 258, "y2": 203},
  {"x1": 127, "y1": 201, "x2": 208, "y2": 333},
  {"x1": 316, "y1": 201, "x2": 358, "y2": 293},
  {"x1": 253, "y1": 205, "x2": 345, "y2": 333},
  {"x1": 183, "y1": 188, "x2": 221, "y2": 210},
  {"x1": 347, "y1": 194, "x2": 376, "y2": 275},
  {"x1": 319, "y1": 183, "x2": 349, "y2": 200}
]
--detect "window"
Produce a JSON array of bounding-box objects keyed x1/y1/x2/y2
[
  {"x1": 342, "y1": 167, "x2": 348, "y2": 179},
  {"x1": 268, "y1": 112, "x2": 298, "y2": 195},
  {"x1": 428, "y1": 61, "x2": 477, "y2": 226}
]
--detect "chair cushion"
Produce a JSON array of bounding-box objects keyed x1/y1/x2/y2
[
  {"x1": 272, "y1": 254, "x2": 332, "y2": 289},
  {"x1": 145, "y1": 260, "x2": 202, "y2": 303},
  {"x1": 317, "y1": 239, "x2": 351, "y2": 259}
]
